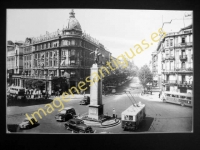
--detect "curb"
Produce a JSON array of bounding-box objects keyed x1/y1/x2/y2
[
  {"x1": 83, "y1": 119, "x2": 121, "y2": 128},
  {"x1": 139, "y1": 93, "x2": 162, "y2": 102}
]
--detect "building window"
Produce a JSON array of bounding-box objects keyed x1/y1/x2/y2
[
  {"x1": 70, "y1": 60, "x2": 75, "y2": 65},
  {"x1": 71, "y1": 49, "x2": 75, "y2": 56},
  {"x1": 182, "y1": 37, "x2": 185, "y2": 43},
  {"x1": 71, "y1": 40, "x2": 75, "y2": 46},
  {"x1": 45, "y1": 59, "x2": 48, "y2": 66},
  {"x1": 170, "y1": 39, "x2": 173, "y2": 46},
  {"x1": 54, "y1": 59, "x2": 57, "y2": 66},
  {"x1": 181, "y1": 62, "x2": 185, "y2": 69},
  {"x1": 49, "y1": 60, "x2": 52, "y2": 66},
  {"x1": 166, "y1": 39, "x2": 169, "y2": 47}
]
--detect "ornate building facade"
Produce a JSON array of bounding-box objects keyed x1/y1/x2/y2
[
  {"x1": 152, "y1": 24, "x2": 193, "y2": 94},
  {"x1": 20, "y1": 10, "x2": 111, "y2": 94}
]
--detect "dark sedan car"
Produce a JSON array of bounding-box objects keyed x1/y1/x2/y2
[
  {"x1": 55, "y1": 107, "x2": 76, "y2": 122},
  {"x1": 79, "y1": 96, "x2": 90, "y2": 105},
  {"x1": 65, "y1": 119, "x2": 94, "y2": 133}
]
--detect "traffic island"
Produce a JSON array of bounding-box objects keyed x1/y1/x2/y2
[{"x1": 79, "y1": 114, "x2": 121, "y2": 128}]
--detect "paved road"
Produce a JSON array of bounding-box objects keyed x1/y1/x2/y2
[{"x1": 7, "y1": 77, "x2": 192, "y2": 133}]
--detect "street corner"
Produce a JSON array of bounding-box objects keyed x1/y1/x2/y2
[{"x1": 139, "y1": 93, "x2": 163, "y2": 102}]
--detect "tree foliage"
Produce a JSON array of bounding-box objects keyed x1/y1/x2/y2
[
  {"x1": 138, "y1": 65, "x2": 153, "y2": 89},
  {"x1": 32, "y1": 80, "x2": 45, "y2": 90}
]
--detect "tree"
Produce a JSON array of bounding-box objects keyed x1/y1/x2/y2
[
  {"x1": 25, "y1": 79, "x2": 35, "y2": 89},
  {"x1": 32, "y1": 80, "x2": 45, "y2": 90},
  {"x1": 138, "y1": 65, "x2": 153, "y2": 91}
]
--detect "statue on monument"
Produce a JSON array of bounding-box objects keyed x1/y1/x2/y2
[{"x1": 90, "y1": 48, "x2": 102, "y2": 65}]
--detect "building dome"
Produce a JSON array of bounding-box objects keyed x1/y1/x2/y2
[{"x1": 67, "y1": 10, "x2": 82, "y2": 31}]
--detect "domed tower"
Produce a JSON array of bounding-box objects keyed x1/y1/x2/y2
[{"x1": 66, "y1": 9, "x2": 82, "y2": 32}]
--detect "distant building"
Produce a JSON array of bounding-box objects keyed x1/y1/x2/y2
[
  {"x1": 7, "y1": 40, "x2": 24, "y2": 86},
  {"x1": 152, "y1": 24, "x2": 193, "y2": 94}
]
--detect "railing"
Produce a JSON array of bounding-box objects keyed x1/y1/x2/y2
[
  {"x1": 162, "y1": 80, "x2": 193, "y2": 85},
  {"x1": 162, "y1": 80, "x2": 177, "y2": 84},
  {"x1": 179, "y1": 55, "x2": 187, "y2": 61},
  {"x1": 175, "y1": 67, "x2": 193, "y2": 72},
  {"x1": 175, "y1": 42, "x2": 193, "y2": 47},
  {"x1": 165, "y1": 55, "x2": 175, "y2": 60},
  {"x1": 177, "y1": 81, "x2": 193, "y2": 85}
]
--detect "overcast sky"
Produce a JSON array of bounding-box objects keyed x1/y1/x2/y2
[{"x1": 7, "y1": 9, "x2": 192, "y2": 68}]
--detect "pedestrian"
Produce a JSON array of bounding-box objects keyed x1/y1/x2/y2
[
  {"x1": 159, "y1": 90, "x2": 162, "y2": 98},
  {"x1": 112, "y1": 108, "x2": 116, "y2": 118}
]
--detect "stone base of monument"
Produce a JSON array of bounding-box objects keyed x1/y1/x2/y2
[{"x1": 88, "y1": 104, "x2": 104, "y2": 121}]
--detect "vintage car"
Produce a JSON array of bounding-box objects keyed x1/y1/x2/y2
[
  {"x1": 55, "y1": 107, "x2": 76, "y2": 122},
  {"x1": 79, "y1": 96, "x2": 90, "y2": 105},
  {"x1": 65, "y1": 118, "x2": 94, "y2": 133},
  {"x1": 19, "y1": 117, "x2": 39, "y2": 129}
]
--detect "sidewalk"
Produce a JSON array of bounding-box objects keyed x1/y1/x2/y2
[
  {"x1": 139, "y1": 92, "x2": 162, "y2": 102},
  {"x1": 49, "y1": 94, "x2": 89, "y2": 100}
]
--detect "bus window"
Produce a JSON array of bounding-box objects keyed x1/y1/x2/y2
[
  {"x1": 186, "y1": 97, "x2": 191, "y2": 100},
  {"x1": 180, "y1": 96, "x2": 186, "y2": 99},
  {"x1": 172, "y1": 95, "x2": 175, "y2": 97},
  {"x1": 166, "y1": 94, "x2": 170, "y2": 97},
  {"x1": 125, "y1": 115, "x2": 129, "y2": 120},
  {"x1": 129, "y1": 116, "x2": 133, "y2": 121}
]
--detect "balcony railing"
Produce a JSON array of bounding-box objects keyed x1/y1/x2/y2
[
  {"x1": 162, "y1": 80, "x2": 177, "y2": 84},
  {"x1": 165, "y1": 55, "x2": 175, "y2": 60},
  {"x1": 177, "y1": 81, "x2": 193, "y2": 85},
  {"x1": 175, "y1": 67, "x2": 193, "y2": 72},
  {"x1": 175, "y1": 42, "x2": 193, "y2": 47},
  {"x1": 179, "y1": 55, "x2": 187, "y2": 61},
  {"x1": 162, "y1": 80, "x2": 193, "y2": 85}
]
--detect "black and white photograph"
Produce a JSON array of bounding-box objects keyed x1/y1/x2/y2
[{"x1": 6, "y1": 9, "x2": 193, "y2": 134}]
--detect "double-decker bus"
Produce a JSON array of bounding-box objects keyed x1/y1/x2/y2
[{"x1": 161, "y1": 91, "x2": 193, "y2": 107}]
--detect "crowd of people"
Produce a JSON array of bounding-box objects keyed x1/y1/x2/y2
[{"x1": 24, "y1": 88, "x2": 50, "y2": 99}]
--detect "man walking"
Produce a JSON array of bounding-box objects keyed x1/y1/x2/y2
[{"x1": 159, "y1": 90, "x2": 162, "y2": 98}]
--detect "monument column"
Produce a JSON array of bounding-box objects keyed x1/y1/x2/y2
[{"x1": 88, "y1": 64, "x2": 104, "y2": 120}]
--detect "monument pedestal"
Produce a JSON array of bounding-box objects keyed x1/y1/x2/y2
[
  {"x1": 88, "y1": 104, "x2": 104, "y2": 120},
  {"x1": 88, "y1": 64, "x2": 104, "y2": 120}
]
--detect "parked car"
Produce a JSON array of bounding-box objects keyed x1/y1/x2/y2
[
  {"x1": 79, "y1": 96, "x2": 90, "y2": 105},
  {"x1": 65, "y1": 118, "x2": 94, "y2": 133},
  {"x1": 19, "y1": 117, "x2": 39, "y2": 129},
  {"x1": 55, "y1": 107, "x2": 76, "y2": 122}
]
